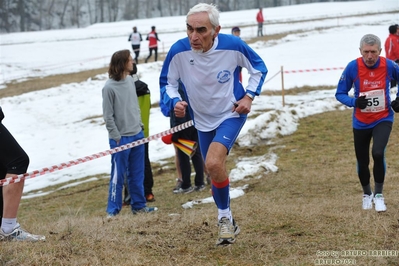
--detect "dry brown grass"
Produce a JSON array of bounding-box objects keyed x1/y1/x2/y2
[{"x1": 1, "y1": 109, "x2": 399, "y2": 265}]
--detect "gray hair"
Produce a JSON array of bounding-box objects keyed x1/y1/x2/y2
[
  {"x1": 360, "y1": 34, "x2": 381, "y2": 50},
  {"x1": 186, "y1": 3, "x2": 220, "y2": 29}
]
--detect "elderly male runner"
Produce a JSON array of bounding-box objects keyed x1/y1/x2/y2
[{"x1": 160, "y1": 3, "x2": 267, "y2": 245}]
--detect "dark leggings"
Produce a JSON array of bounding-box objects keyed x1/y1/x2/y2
[
  {"x1": 143, "y1": 143, "x2": 153, "y2": 195},
  {"x1": 0, "y1": 123, "x2": 30, "y2": 220},
  {"x1": 353, "y1": 121, "x2": 392, "y2": 186},
  {"x1": 146, "y1": 47, "x2": 158, "y2": 62},
  {"x1": 178, "y1": 146, "x2": 204, "y2": 189}
]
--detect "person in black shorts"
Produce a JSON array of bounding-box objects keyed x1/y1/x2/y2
[{"x1": 0, "y1": 106, "x2": 45, "y2": 241}]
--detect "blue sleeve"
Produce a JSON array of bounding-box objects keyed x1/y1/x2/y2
[
  {"x1": 159, "y1": 43, "x2": 183, "y2": 117},
  {"x1": 242, "y1": 44, "x2": 268, "y2": 96},
  {"x1": 387, "y1": 59, "x2": 399, "y2": 97},
  {"x1": 335, "y1": 60, "x2": 358, "y2": 108}
]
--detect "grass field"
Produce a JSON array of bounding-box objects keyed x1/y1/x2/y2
[{"x1": 1, "y1": 104, "x2": 399, "y2": 265}]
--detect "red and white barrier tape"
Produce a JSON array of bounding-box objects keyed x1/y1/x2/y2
[
  {"x1": 0, "y1": 120, "x2": 193, "y2": 187},
  {"x1": 283, "y1": 67, "x2": 344, "y2": 74}
]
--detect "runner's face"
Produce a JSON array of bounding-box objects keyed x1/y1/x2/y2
[
  {"x1": 186, "y1": 12, "x2": 220, "y2": 53},
  {"x1": 359, "y1": 44, "x2": 381, "y2": 67}
]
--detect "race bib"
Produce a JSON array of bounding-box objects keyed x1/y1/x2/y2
[{"x1": 360, "y1": 89, "x2": 385, "y2": 113}]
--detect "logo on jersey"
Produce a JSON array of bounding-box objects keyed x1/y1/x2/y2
[
  {"x1": 189, "y1": 58, "x2": 194, "y2": 65},
  {"x1": 217, "y1": 70, "x2": 231, "y2": 83},
  {"x1": 363, "y1": 79, "x2": 382, "y2": 89}
]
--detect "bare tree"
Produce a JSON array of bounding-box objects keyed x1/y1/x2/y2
[
  {"x1": 107, "y1": 0, "x2": 118, "y2": 21},
  {"x1": 123, "y1": 0, "x2": 134, "y2": 20},
  {"x1": 59, "y1": 0, "x2": 70, "y2": 28},
  {"x1": 0, "y1": 0, "x2": 12, "y2": 32},
  {"x1": 98, "y1": 0, "x2": 104, "y2": 22},
  {"x1": 86, "y1": 0, "x2": 93, "y2": 24},
  {"x1": 157, "y1": 0, "x2": 162, "y2": 17},
  {"x1": 0, "y1": 0, "x2": 364, "y2": 33},
  {"x1": 133, "y1": 0, "x2": 139, "y2": 19},
  {"x1": 17, "y1": 0, "x2": 25, "y2": 31},
  {"x1": 70, "y1": 0, "x2": 84, "y2": 27}
]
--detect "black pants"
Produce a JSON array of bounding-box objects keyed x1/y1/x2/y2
[
  {"x1": 257, "y1": 23, "x2": 263, "y2": 36},
  {"x1": 353, "y1": 121, "x2": 392, "y2": 187},
  {"x1": 145, "y1": 47, "x2": 158, "y2": 62},
  {"x1": 131, "y1": 45, "x2": 140, "y2": 63},
  {"x1": 0, "y1": 123, "x2": 30, "y2": 220},
  {"x1": 178, "y1": 146, "x2": 204, "y2": 189},
  {"x1": 143, "y1": 143, "x2": 153, "y2": 195}
]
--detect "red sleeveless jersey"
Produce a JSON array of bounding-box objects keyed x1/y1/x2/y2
[{"x1": 355, "y1": 57, "x2": 388, "y2": 124}]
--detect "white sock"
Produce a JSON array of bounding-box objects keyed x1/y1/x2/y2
[
  {"x1": 1, "y1": 218, "x2": 17, "y2": 234},
  {"x1": 218, "y1": 208, "x2": 232, "y2": 222}
]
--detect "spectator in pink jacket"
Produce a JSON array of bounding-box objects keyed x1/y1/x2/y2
[
  {"x1": 384, "y1": 24, "x2": 399, "y2": 87},
  {"x1": 256, "y1": 8, "x2": 264, "y2": 37}
]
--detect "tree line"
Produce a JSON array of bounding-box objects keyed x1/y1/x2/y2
[{"x1": 0, "y1": 0, "x2": 359, "y2": 33}]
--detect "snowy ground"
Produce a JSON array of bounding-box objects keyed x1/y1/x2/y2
[{"x1": 0, "y1": 0, "x2": 398, "y2": 204}]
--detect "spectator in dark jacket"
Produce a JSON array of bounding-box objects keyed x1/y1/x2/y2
[{"x1": 170, "y1": 84, "x2": 205, "y2": 194}]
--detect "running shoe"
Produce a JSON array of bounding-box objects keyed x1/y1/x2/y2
[
  {"x1": 373, "y1": 194, "x2": 387, "y2": 212},
  {"x1": 194, "y1": 184, "x2": 206, "y2": 192},
  {"x1": 0, "y1": 223, "x2": 45, "y2": 242},
  {"x1": 173, "y1": 178, "x2": 183, "y2": 191},
  {"x1": 216, "y1": 217, "x2": 240, "y2": 245},
  {"x1": 173, "y1": 186, "x2": 194, "y2": 194},
  {"x1": 132, "y1": 206, "x2": 158, "y2": 214},
  {"x1": 362, "y1": 193, "x2": 373, "y2": 210}
]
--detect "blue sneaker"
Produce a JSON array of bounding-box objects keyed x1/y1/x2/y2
[{"x1": 132, "y1": 206, "x2": 158, "y2": 214}]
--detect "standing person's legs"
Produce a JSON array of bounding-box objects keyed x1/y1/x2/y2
[
  {"x1": 173, "y1": 146, "x2": 183, "y2": 190},
  {"x1": 192, "y1": 147, "x2": 204, "y2": 188},
  {"x1": 190, "y1": 129, "x2": 204, "y2": 188},
  {"x1": 174, "y1": 148, "x2": 193, "y2": 193},
  {"x1": 143, "y1": 142, "x2": 155, "y2": 201},
  {"x1": 106, "y1": 138, "x2": 129, "y2": 216},
  {"x1": 126, "y1": 132, "x2": 147, "y2": 211}
]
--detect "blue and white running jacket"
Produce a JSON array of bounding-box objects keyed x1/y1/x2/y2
[{"x1": 159, "y1": 33, "x2": 267, "y2": 131}]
